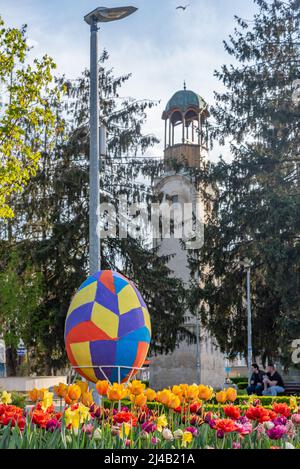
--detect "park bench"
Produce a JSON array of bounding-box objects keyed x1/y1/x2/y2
[{"x1": 281, "y1": 382, "x2": 300, "y2": 396}]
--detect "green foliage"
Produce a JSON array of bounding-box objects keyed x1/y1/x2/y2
[
  {"x1": 0, "y1": 16, "x2": 61, "y2": 218},
  {"x1": 0, "y1": 51, "x2": 190, "y2": 373},
  {"x1": 0, "y1": 249, "x2": 43, "y2": 349},
  {"x1": 10, "y1": 392, "x2": 26, "y2": 409}
]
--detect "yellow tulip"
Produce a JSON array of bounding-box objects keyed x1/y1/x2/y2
[
  {"x1": 0, "y1": 391, "x2": 12, "y2": 405},
  {"x1": 156, "y1": 390, "x2": 171, "y2": 406},
  {"x1": 120, "y1": 422, "x2": 131, "y2": 440},
  {"x1": 107, "y1": 383, "x2": 127, "y2": 401},
  {"x1": 168, "y1": 393, "x2": 181, "y2": 410},
  {"x1": 128, "y1": 380, "x2": 145, "y2": 396},
  {"x1": 216, "y1": 390, "x2": 227, "y2": 404},
  {"x1": 144, "y1": 388, "x2": 157, "y2": 402},
  {"x1": 182, "y1": 431, "x2": 193, "y2": 448},
  {"x1": 226, "y1": 387, "x2": 237, "y2": 403},
  {"x1": 184, "y1": 384, "x2": 199, "y2": 402},
  {"x1": 41, "y1": 392, "x2": 53, "y2": 411},
  {"x1": 172, "y1": 385, "x2": 183, "y2": 397},
  {"x1": 76, "y1": 380, "x2": 88, "y2": 395},
  {"x1": 157, "y1": 414, "x2": 168, "y2": 432},
  {"x1": 96, "y1": 380, "x2": 109, "y2": 396},
  {"x1": 54, "y1": 383, "x2": 68, "y2": 398},
  {"x1": 198, "y1": 385, "x2": 214, "y2": 401}
]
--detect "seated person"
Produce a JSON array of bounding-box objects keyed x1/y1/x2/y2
[
  {"x1": 262, "y1": 363, "x2": 285, "y2": 396},
  {"x1": 247, "y1": 363, "x2": 264, "y2": 395}
]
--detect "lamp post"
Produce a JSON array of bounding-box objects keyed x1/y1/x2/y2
[
  {"x1": 84, "y1": 6, "x2": 138, "y2": 274},
  {"x1": 239, "y1": 259, "x2": 253, "y2": 384}
]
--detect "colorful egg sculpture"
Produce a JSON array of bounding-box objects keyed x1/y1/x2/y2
[{"x1": 65, "y1": 271, "x2": 151, "y2": 383}]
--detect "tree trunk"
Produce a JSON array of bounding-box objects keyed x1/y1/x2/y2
[{"x1": 6, "y1": 347, "x2": 17, "y2": 376}]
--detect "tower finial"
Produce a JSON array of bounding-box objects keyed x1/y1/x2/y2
[{"x1": 183, "y1": 80, "x2": 186, "y2": 90}]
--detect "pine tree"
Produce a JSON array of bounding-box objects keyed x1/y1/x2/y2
[
  {"x1": 0, "y1": 52, "x2": 190, "y2": 374},
  {"x1": 190, "y1": 0, "x2": 300, "y2": 366}
]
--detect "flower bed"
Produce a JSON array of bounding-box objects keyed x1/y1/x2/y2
[{"x1": 1, "y1": 382, "x2": 300, "y2": 449}]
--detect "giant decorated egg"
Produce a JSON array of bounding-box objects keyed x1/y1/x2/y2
[{"x1": 65, "y1": 271, "x2": 151, "y2": 383}]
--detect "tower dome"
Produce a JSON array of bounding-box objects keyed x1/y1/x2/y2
[
  {"x1": 162, "y1": 89, "x2": 208, "y2": 121},
  {"x1": 162, "y1": 85, "x2": 210, "y2": 168}
]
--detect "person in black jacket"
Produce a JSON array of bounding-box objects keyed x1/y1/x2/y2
[{"x1": 247, "y1": 364, "x2": 264, "y2": 396}]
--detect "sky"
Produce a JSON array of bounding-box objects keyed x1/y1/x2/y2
[{"x1": 0, "y1": 0, "x2": 258, "y2": 161}]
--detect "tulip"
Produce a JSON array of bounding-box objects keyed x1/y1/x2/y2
[
  {"x1": 107, "y1": 383, "x2": 127, "y2": 401},
  {"x1": 157, "y1": 414, "x2": 168, "y2": 432},
  {"x1": 162, "y1": 428, "x2": 174, "y2": 441},
  {"x1": 0, "y1": 391, "x2": 12, "y2": 405},
  {"x1": 184, "y1": 385, "x2": 199, "y2": 402},
  {"x1": 76, "y1": 380, "x2": 88, "y2": 395},
  {"x1": 134, "y1": 393, "x2": 147, "y2": 407},
  {"x1": 291, "y1": 414, "x2": 300, "y2": 425},
  {"x1": 41, "y1": 392, "x2": 53, "y2": 412},
  {"x1": 28, "y1": 388, "x2": 39, "y2": 402},
  {"x1": 168, "y1": 394, "x2": 181, "y2": 410},
  {"x1": 267, "y1": 425, "x2": 287, "y2": 440},
  {"x1": 151, "y1": 437, "x2": 159, "y2": 445},
  {"x1": 53, "y1": 383, "x2": 68, "y2": 398},
  {"x1": 156, "y1": 390, "x2": 171, "y2": 406},
  {"x1": 182, "y1": 431, "x2": 193, "y2": 448},
  {"x1": 120, "y1": 422, "x2": 131, "y2": 440},
  {"x1": 144, "y1": 388, "x2": 157, "y2": 402},
  {"x1": 226, "y1": 387, "x2": 237, "y2": 403},
  {"x1": 172, "y1": 385, "x2": 183, "y2": 397},
  {"x1": 46, "y1": 419, "x2": 61, "y2": 432},
  {"x1": 216, "y1": 390, "x2": 227, "y2": 404},
  {"x1": 173, "y1": 429, "x2": 184, "y2": 439},
  {"x1": 186, "y1": 426, "x2": 198, "y2": 437},
  {"x1": 96, "y1": 380, "x2": 109, "y2": 396},
  {"x1": 128, "y1": 380, "x2": 146, "y2": 396},
  {"x1": 81, "y1": 391, "x2": 93, "y2": 407},
  {"x1": 198, "y1": 385, "x2": 214, "y2": 401},
  {"x1": 65, "y1": 384, "x2": 81, "y2": 404}
]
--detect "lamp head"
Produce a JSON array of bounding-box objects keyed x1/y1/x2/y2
[{"x1": 84, "y1": 6, "x2": 138, "y2": 25}]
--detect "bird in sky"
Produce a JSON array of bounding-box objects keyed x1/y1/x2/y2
[{"x1": 176, "y1": 4, "x2": 190, "y2": 11}]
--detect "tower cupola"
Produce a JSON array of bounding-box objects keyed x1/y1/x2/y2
[{"x1": 162, "y1": 85, "x2": 209, "y2": 168}]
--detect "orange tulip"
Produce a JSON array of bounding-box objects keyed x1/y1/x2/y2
[
  {"x1": 128, "y1": 380, "x2": 145, "y2": 396},
  {"x1": 53, "y1": 383, "x2": 68, "y2": 398},
  {"x1": 144, "y1": 388, "x2": 157, "y2": 402},
  {"x1": 76, "y1": 380, "x2": 88, "y2": 395},
  {"x1": 226, "y1": 387, "x2": 237, "y2": 403},
  {"x1": 156, "y1": 390, "x2": 171, "y2": 406},
  {"x1": 132, "y1": 393, "x2": 147, "y2": 407},
  {"x1": 81, "y1": 391, "x2": 94, "y2": 407},
  {"x1": 216, "y1": 390, "x2": 227, "y2": 404},
  {"x1": 96, "y1": 380, "x2": 109, "y2": 396},
  {"x1": 65, "y1": 384, "x2": 81, "y2": 404},
  {"x1": 28, "y1": 388, "x2": 39, "y2": 403},
  {"x1": 107, "y1": 383, "x2": 127, "y2": 401},
  {"x1": 198, "y1": 385, "x2": 214, "y2": 401}
]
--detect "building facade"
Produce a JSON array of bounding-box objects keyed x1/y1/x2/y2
[{"x1": 149, "y1": 86, "x2": 225, "y2": 389}]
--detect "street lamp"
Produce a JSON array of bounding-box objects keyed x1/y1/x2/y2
[
  {"x1": 84, "y1": 6, "x2": 138, "y2": 274},
  {"x1": 239, "y1": 259, "x2": 253, "y2": 384}
]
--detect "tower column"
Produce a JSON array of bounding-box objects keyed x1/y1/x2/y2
[
  {"x1": 182, "y1": 116, "x2": 186, "y2": 144},
  {"x1": 164, "y1": 119, "x2": 167, "y2": 149}
]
